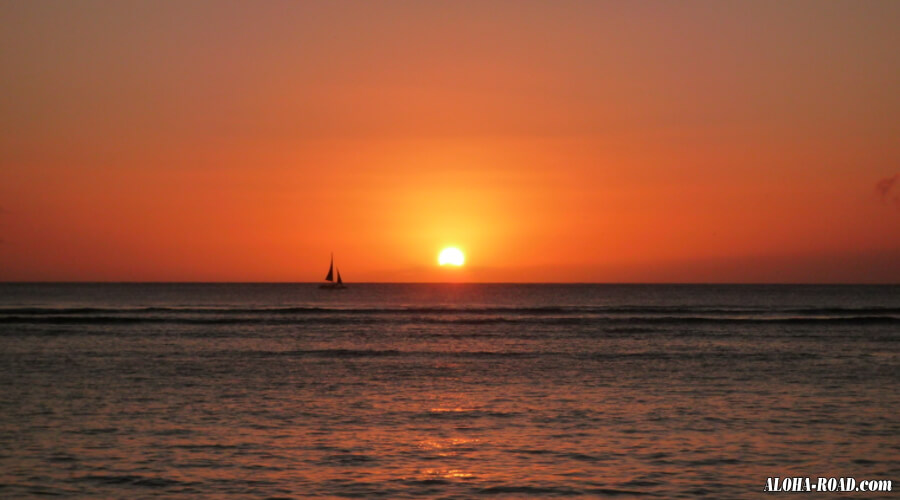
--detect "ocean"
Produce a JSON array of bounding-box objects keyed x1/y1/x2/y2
[{"x1": 0, "y1": 283, "x2": 897, "y2": 498}]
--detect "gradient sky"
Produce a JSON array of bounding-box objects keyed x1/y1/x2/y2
[{"x1": 1, "y1": 0, "x2": 899, "y2": 282}]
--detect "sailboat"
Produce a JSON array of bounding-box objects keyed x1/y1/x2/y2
[{"x1": 319, "y1": 253, "x2": 346, "y2": 289}]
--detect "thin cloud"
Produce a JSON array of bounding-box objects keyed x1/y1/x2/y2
[
  {"x1": 875, "y1": 173, "x2": 900, "y2": 210},
  {"x1": 0, "y1": 207, "x2": 7, "y2": 244}
]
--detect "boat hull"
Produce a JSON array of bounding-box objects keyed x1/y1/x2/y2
[{"x1": 319, "y1": 283, "x2": 347, "y2": 290}]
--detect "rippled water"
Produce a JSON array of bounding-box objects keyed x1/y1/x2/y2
[{"x1": 0, "y1": 284, "x2": 898, "y2": 498}]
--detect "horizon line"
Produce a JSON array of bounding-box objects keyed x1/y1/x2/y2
[{"x1": 1, "y1": 281, "x2": 898, "y2": 286}]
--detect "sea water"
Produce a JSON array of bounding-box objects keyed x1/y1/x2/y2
[{"x1": 0, "y1": 283, "x2": 897, "y2": 498}]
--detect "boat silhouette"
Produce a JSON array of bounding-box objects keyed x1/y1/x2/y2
[{"x1": 319, "y1": 253, "x2": 346, "y2": 289}]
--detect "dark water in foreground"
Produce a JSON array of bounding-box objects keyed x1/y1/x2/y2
[{"x1": 0, "y1": 283, "x2": 898, "y2": 498}]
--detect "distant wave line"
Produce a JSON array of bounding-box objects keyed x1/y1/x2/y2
[
  {"x1": 193, "y1": 348, "x2": 827, "y2": 361},
  {"x1": 1, "y1": 305, "x2": 898, "y2": 316},
  {"x1": 0, "y1": 314, "x2": 897, "y2": 326}
]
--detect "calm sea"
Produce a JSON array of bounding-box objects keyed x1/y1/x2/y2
[{"x1": 0, "y1": 283, "x2": 897, "y2": 498}]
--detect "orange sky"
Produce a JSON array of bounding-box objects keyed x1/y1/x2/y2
[{"x1": 1, "y1": 1, "x2": 898, "y2": 283}]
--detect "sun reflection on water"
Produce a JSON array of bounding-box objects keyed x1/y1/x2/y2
[
  {"x1": 422, "y1": 468, "x2": 475, "y2": 480},
  {"x1": 427, "y1": 407, "x2": 475, "y2": 413}
]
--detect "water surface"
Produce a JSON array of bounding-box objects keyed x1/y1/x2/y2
[{"x1": 1, "y1": 284, "x2": 897, "y2": 498}]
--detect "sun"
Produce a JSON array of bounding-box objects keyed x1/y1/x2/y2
[{"x1": 438, "y1": 247, "x2": 465, "y2": 266}]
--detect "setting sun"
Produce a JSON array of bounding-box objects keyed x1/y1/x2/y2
[{"x1": 438, "y1": 247, "x2": 465, "y2": 266}]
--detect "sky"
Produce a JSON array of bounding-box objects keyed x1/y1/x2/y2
[{"x1": 1, "y1": 0, "x2": 899, "y2": 283}]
